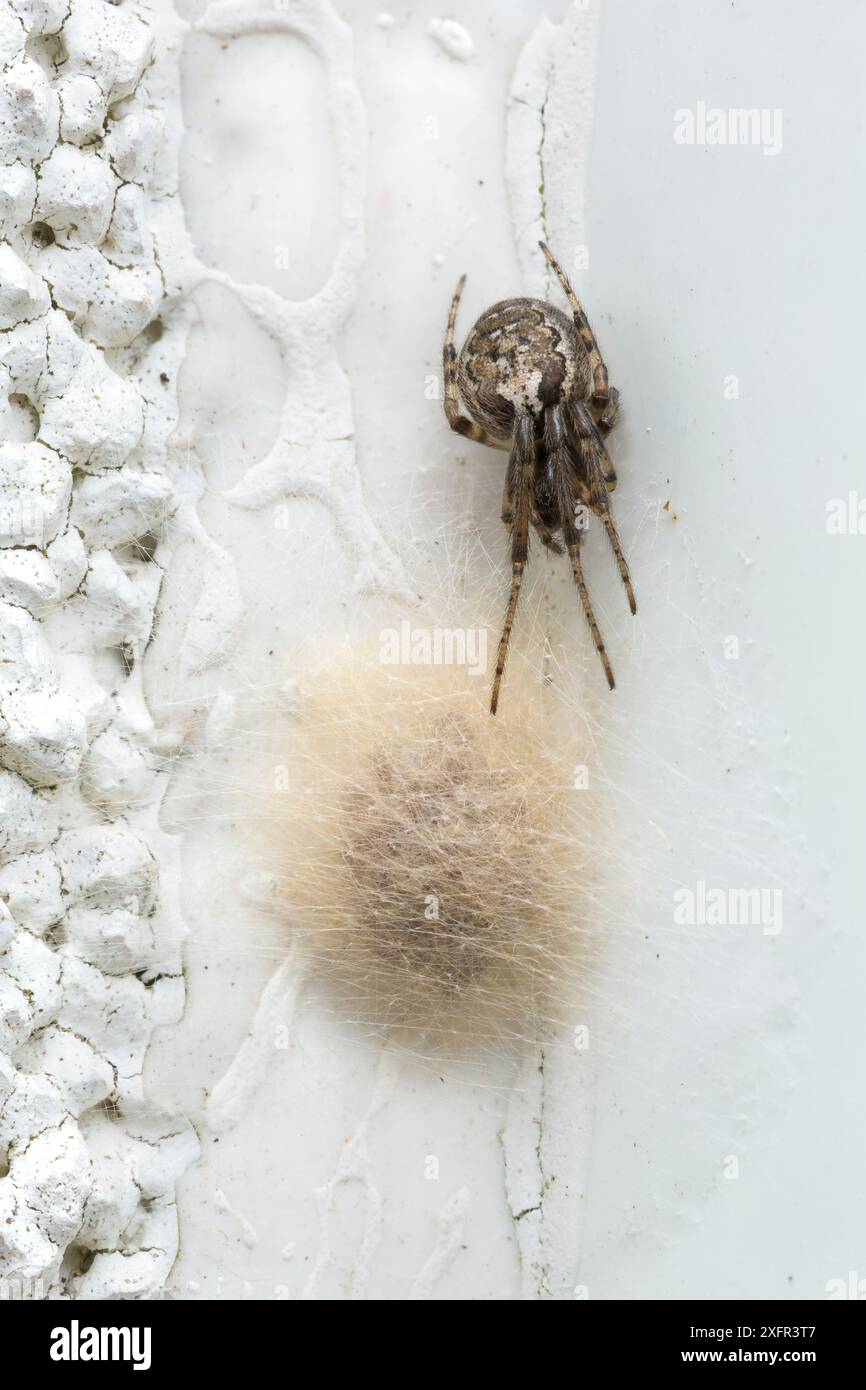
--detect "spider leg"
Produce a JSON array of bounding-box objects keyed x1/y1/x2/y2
[
  {"x1": 546, "y1": 404, "x2": 616, "y2": 690},
  {"x1": 531, "y1": 509, "x2": 564, "y2": 554},
  {"x1": 571, "y1": 401, "x2": 637, "y2": 615},
  {"x1": 443, "y1": 275, "x2": 506, "y2": 447},
  {"x1": 593, "y1": 384, "x2": 620, "y2": 437},
  {"x1": 530, "y1": 439, "x2": 565, "y2": 552},
  {"x1": 504, "y1": 446, "x2": 561, "y2": 551},
  {"x1": 580, "y1": 392, "x2": 619, "y2": 492},
  {"x1": 505, "y1": 469, "x2": 561, "y2": 553},
  {"x1": 500, "y1": 442, "x2": 518, "y2": 528},
  {"x1": 539, "y1": 241, "x2": 610, "y2": 411},
  {"x1": 491, "y1": 414, "x2": 534, "y2": 715}
]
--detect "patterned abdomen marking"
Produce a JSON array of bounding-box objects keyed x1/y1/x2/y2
[{"x1": 458, "y1": 298, "x2": 592, "y2": 442}]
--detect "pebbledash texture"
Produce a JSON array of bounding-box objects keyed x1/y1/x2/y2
[{"x1": 0, "y1": 0, "x2": 198, "y2": 1298}]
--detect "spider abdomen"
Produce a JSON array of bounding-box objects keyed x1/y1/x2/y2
[{"x1": 458, "y1": 297, "x2": 591, "y2": 440}]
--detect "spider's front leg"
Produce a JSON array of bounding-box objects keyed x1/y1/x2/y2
[
  {"x1": 570, "y1": 401, "x2": 637, "y2": 615},
  {"x1": 491, "y1": 415, "x2": 535, "y2": 715},
  {"x1": 539, "y1": 240, "x2": 611, "y2": 414},
  {"x1": 504, "y1": 463, "x2": 562, "y2": 553},
  {"x1": 500, "y1": 443, "x2": 517, "y2": 530},
  {"x1": 546, "y1": 404, "x2": 616, "y2": 690},
  {"x1": 592, "y1": 384, "x2": 620, "y2": 436},
  {"x1": 527, "y1": 444, "x2": 564, "y2": 553},
  {"x1": 586, "y1": 385, "x2": 619, "y2": 493}
]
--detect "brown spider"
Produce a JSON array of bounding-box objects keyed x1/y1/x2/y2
[{"x1": 443, "y1": 241, "x2": 636, "y2": 714}]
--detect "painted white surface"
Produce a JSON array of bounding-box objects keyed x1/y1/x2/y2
[
  {"x1": 148, "y1": 0, "x2": 865, "y2": 1300},
  {"x1": 3, "y1": 0, "x2": 862, "y2": 1302}
]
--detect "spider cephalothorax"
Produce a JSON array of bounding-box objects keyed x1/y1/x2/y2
[{"x1": 443, "y1": 241, "x2": 636, "y2": 713}]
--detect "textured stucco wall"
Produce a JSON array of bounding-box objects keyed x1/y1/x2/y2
[{"x1": 0, "y1": 0, "x2": 199, "y2": 1298}]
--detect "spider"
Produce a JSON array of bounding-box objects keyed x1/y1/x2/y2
[{"x1": 443, "y1": 241, "x2": 636, "y2": 714}]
